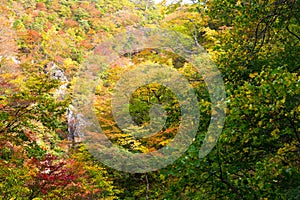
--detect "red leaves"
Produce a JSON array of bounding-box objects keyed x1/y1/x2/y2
[
  {"x1": 28, "y1": 154, "x2": 80, "y2": 195},
  {"x1": 25, "y1": 131, "x2": 35, "y2": 141}
]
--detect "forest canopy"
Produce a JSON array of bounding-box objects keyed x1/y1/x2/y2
[{"x1": 0, "y1": 0, "x2": 299, "y2": 199}]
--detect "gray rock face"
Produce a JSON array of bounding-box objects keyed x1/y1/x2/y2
[
  {"x1": 44, "y1": 61, "x2": 83, "y2": 145},
  {"x1": 44, "y1": 62, "x2": 68, "y2": 82},
  {"x1": 44, "y1": 62, "x2": 69, "y2": 100},
  {"x1": 66, "y1": 106, "x2": 86, "y2": 144}
]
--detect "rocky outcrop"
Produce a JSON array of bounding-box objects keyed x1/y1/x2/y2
[{"x1": 44, "y1": 61, "x2": 83, "y2": 146}]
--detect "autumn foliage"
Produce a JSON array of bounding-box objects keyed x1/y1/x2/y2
[{"x1": 0, "y1": 0, "x2": 299, "y2": 199}]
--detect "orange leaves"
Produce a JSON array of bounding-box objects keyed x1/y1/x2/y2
[
  {"x1": 79, "y1": 40, "x2": 94, "y2": 50},
  {"x1": 35, "y1": 2, "x2": 47, "y2": 11},
  {"x1": 114, "y1": 10, "x2": 141, "y2": 27},
  {"x1": 64, "y1": 19, "x2": 79, "y2": 28},
  {"x1": 27, "y1": 30, "x2": 42, "y2": 43}
]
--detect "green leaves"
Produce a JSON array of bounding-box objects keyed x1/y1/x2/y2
[
  {"x1": 0, "y1": 0, "x2": 299, "y2": 199},
  {"x1": 0, "y1": 111, "x2": 9, "y2": 121}
]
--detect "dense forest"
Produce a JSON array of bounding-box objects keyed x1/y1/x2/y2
[{"x1": 0, "y1": 0, "x2": 299, "y2": 199}]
